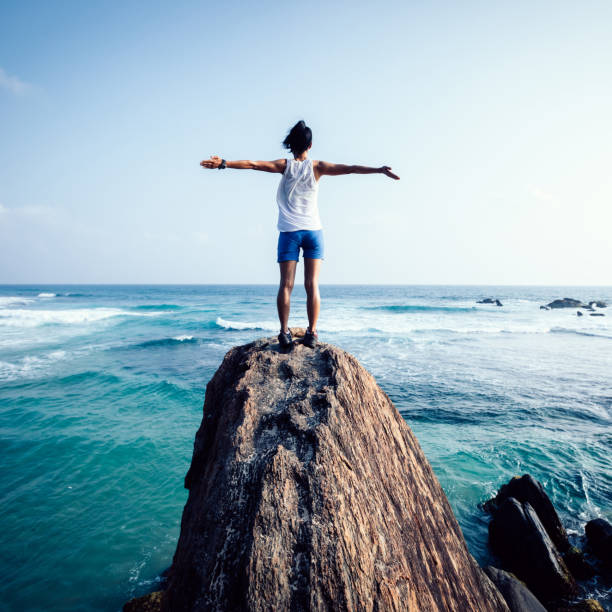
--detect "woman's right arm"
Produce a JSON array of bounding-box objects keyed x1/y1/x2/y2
[
  {"x1": 200, "y1": 155, "x2": 286, "y2": 173},
  {"x1": 315, "y1": 161, "x2": 400, "y2": 180}
]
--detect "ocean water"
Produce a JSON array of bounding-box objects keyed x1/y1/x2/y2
[{"x1": 1, "y1": 284, "x2": 611, "y2": 611}]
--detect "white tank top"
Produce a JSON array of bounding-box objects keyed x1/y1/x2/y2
[{"x1": 276, "y1": 157, "x2": 322, "y2": 232}]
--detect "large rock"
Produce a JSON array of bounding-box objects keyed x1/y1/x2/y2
[
  {"x1": 162, "y1": 334, "x2": 510, "y2": 611},
  {"x1": 483, "y1": 566, "x2": 546, "y2": 612},
  {"x1": 484, "y1": 474, "x2": 569, "y2": 552},
  {"x1": 488, "y1": 498, "x2": 577, "y2": 605}
]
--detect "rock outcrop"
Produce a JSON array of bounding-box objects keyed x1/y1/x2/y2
[
  {"x1": 483, "y1": 566, "x2": 546, "y2": 612},
  {"x1": 483, "y1": 474, "x2": 569, "y2": 552},
  {"x1": 160, "y1": 332, "x2": 509, "y2": 611},
  {"x1": 488, "y1": 498, "x2": 577, "y2": 605}
]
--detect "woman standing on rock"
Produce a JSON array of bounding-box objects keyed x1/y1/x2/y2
[{"x1": 200, "y1": 120, "x2": 400, "y2": 349}]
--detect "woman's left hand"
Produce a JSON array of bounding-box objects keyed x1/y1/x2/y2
[
  {"x1": 381, "y1": 166, "x2": 400, "y2": 180},
  {"x1": 200, "y1": 155, "x2": 223, "y2": 169}
]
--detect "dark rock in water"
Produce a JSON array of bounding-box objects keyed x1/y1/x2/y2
[
  {"x1": 483, "y1": 474, "x2": 570, "y2": 553},
  {"x1": 577, "y1": 311, "x2": 583, "y2": 317},
  {"x1": 161, "y1": 334, "x2": 510, "y2": 611},
  {"x1": 488, "y1": 497, "x2": 577, "y2": 604},
  {"x1": 123, "y1": 591, "x2": 163, "y2": 612},
  {"x1": 589, "y1": 313, "x2": 605, "y2": 317},
  {"x1": 547, "y1": 298, "x2": 585, "y2": 309},
  {"x1": 483, "y1": 566, "x2": 546, "y2": 612},
  {"x1": 540, "y1": 306, "x2": 550, "y2": 310},
  {"x1": 553, "y1": 599, "x2": 606, "y2": 611},
  {"x1": 589, "y1": 301, "x2": 607, "y2": 308},
  {"x1": 478, "y1": 298, "x2": 504, "y2": 306},
  {"x1": 562, "y1": 546, "x2": 596, "y2": 580},
  {"x1": 585, "y1": 518, "x2": 612, "y2": 566}
]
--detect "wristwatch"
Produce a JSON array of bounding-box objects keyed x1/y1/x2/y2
[{"x1": 218, "y1": 158, "x2": 227, "y2": 169}]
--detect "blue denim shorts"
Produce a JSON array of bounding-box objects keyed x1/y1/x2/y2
[{"x1": 277, "y1": 230, "x2": 324, "y2": 262}]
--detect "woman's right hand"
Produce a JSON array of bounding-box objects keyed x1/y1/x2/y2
[
  {"x1": 381, "y1": 166, "x2": 400, "y2": 180},
  {"x1": 200, "y1": 155, "x2": 223, "y2": 169}
]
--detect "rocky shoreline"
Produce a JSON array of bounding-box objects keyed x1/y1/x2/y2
[
  {"x1": 481, "y1": 474, "x2": 610, "y2": 611},
  {"x1": 123, "y1": 332, "x2": 610, "y2": 611}
]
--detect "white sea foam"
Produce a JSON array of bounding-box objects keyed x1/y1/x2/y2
[
  {"x1": 173, "y1": 335, "x2": 194, "y2": 341},
  {"x1": 0, "y1": 296, "x2": 35, "y2": 308},
  {"x1": 0, "y1": 349, "x2": 68, "y2": 381},
  {"x1": 38, "y1": 292, "x2": 56, "y2": 298},
  {"x1": 215, "y1": 317, "x2": 277, "y2": 331},
  {"x1": 0, "y1": 307, "x2": 156, "y2": 327}
]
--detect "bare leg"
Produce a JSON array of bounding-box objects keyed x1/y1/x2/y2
[
  {"x1": 304, "y1": 258, "x2": 321, "y2": 333},
  {"x1": 277, "y1": 260, "x2": 297, "y2": 333}
]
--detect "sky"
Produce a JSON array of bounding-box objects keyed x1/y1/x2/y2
[{"x1": 1, "y1": 1, "x2": 611, "y2": 285}]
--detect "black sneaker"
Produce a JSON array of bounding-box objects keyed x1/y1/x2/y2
[
  {"x1": 278, "y1": 329, "x2": 293, "y2": 350},
  {"x1": 303, "y1": 329, "x2": 318, "y2": 348}
]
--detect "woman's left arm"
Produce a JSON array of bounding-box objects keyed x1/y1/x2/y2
[{"x1": 200, "y1": 155, "x2": 286, "y2": 173}]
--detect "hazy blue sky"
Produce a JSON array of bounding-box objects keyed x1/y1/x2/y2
[{"x1": 1, "y1": 1, "x2": 610, "y2": 284}]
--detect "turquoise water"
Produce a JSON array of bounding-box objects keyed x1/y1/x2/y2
[{"x1": 1, "y1": 284, "x2": 611, "y2": 610}]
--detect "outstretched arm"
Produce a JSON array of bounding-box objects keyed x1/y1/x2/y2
[
  {"x1": 200, "y1": 155, "x2": 286, "y2": 174},
  {"x1": 315, "y1": 160, "x2": 400, "y2": 180}
]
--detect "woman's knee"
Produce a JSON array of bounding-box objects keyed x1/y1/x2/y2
[
  {"x1": 304, "y1": 279, "x2": 318, "y2": 295},
  {"x1": 280, "y1": 278, "x2": 295, "y2": 292}
]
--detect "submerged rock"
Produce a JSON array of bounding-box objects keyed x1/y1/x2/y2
[
  {"x1": 553, "y1": 599, "x2": 606, "y2": 612},
  {"x1": 484, "y1": 474, "x2": 570, "y2": 552},
  {"x1": 588, "y1": 301, "x2": 607, "y2": 308},
  {"x1": 161, "y1": 335, "x2": 509, "y2": 611},
  {"x1": 562, "y1": 546, "x2": 596, "y2": 580},
  {"x1": 123, "y1": 591, "x2": 163, "y2": 612},
  {"x1": 483, "y1": 566, "x2": 546, "y2": 612},
  {"x1": 488, "y1": 497, "x2": 577, "y2": 605},
  {"x1": 585, "y1": 518, "x2": 612, "y2": 567}
]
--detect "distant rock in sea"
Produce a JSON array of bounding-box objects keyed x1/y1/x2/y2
[
  {"x1": 478, "y1": 298, "x2": 503, "y2": 306},
  {"x1": 546, "y1": 298, "x2": 584, "y2": 309},
  {"x1": 543, "y1": 298, "x2": 607, "y2": 311},
  {"x1": 127, "y1": 331, "x2": 510, "y2": 611}
]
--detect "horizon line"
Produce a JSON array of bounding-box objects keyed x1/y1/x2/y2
[{"x1": 1, "y1": 282, "x2": 612, "y2": 288}]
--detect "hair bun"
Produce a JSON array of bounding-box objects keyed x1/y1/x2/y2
[{"x1": 282, "y1": 120, "x2": 312, "y2": 156}]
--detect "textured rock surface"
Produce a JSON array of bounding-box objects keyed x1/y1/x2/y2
[
  {"x1": 162, "y1": 334, "x2": 510, "y2": 611},
  {"x1": 483, "y1": 566, "x2": 546, "y2": 612},
  {"x1": 489, "y1": 498, "x2": 577, "y2": 605}
]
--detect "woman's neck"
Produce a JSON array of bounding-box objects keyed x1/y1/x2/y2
[{"x1": 294, "y1": 152, "x2": 308, "y2": 161}]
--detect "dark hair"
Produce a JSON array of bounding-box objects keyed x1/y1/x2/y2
[{"x1": 282, "y1": 120, "x2": 312, "y2": 156}]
